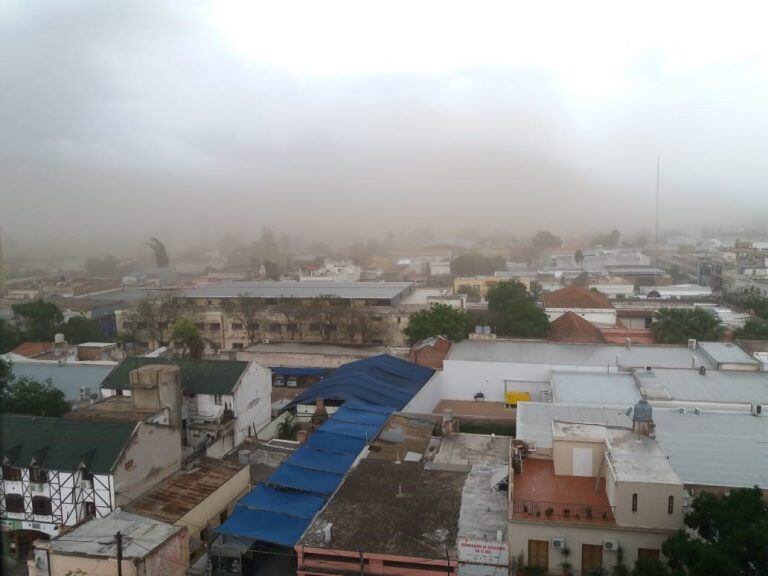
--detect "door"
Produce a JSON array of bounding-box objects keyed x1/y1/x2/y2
[
  {"x1": 582, "y1": 544, "x2": 603, "y2": 574},
  {"x1": 528, "y1": 540, "x2": 549, "y2": 571},
  {"x1": 573, "y1": 447, "x2": 593, "y2": 476}
]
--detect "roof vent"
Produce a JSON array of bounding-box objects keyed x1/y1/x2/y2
[{"x1": 698, "y1": 365, "x2": 707, "y2": 376}]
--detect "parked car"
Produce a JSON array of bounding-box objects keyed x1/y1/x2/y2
[
  {"x1": 287, "y1": 377, "x2": 298, "y2": 388},
  {"x1": 274, "y1": 375, "x2": 285, "y2": 387}
]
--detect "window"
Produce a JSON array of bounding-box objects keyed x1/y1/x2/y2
[
  {"x1": 668, "y1": 495, "x2": 674, "y2": 515},
  {"x1": 80, "y1": 468, "x2": 93, "y2": 482},
  {"x1": 326, "y1": 324, "x2": 337, "y2": 331},
  {"x1": 269, "y1": 323, "x2": 282, "y2": 332},
  {"x1": 309, "y1": 323, "x2": 321, "y2": 332},
  {"x1": 32, "y1": 496, "x2": 52, "y2": 516},
  {"x1": 84, "y1": 501, "x2": 96, "y2": 518},
  {"x1": 209, "y1": 323, "x2": 221, "y2": 331},
  {"x1": 2, "y1": 465, "x2": 21, "y2": 481},
  {"x1": 527, "y1": 540, "x2": 548, "y2": 571},
  {"x1": 30, "y1": 467, "x2": 48, "y2": 484},
  {"x1": 287, "y1": 323, "x2": 298, "y2": 332},
  {"x1": 371, "y1": 315, "x2": 383, "y2": 321},
  {"x1": 582, "y1": 544, "x2": 603, "y2": 574},
  {"x1": 5, "y1": 494, "x2": 24, "y2": 513},
  {"x1": 632, "y1": 493, "x2": 638, "y2": 512},
  {"x1": 116, "y1": 389, "x2": 124, "y2": 397},
  {"x1": 231, "y1": 322, "x2": 243, "y2": 330},
  {"x1": 214, "y1": 395, "x2": 223, "y2": 406},
  {"x1": 232, "y1": 343, "x2": 244, "y2": 350},
  {"x1": 194, "y1": 322, "x2": 205, "y2": 330}
]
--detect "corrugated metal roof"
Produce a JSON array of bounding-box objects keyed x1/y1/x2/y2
[
  {"x1": 10, "y1": 362, "x2": 114, "y2": 402},
  {"x1": 653, "y1": 408, "x2": 768, "y2": 488},
  {"x1": 181, "y1": 281, "x2": 413, "y2": 300},
  {"x1": 101, "y1": 356, "x2": 248, "y2": 395},
  {"x1": 551, "y1": 371, "x2": 641, "y2": 407},
  {"x1": 638, "y1": 369, "x2": 768, "y2": 405},
  {"x1": 447, "y1": 340, "x2": 710, "y2": 369},
  {"x1": 515, "y1": 403, "x2": 633, "y2": 449},
  {"x1": 0, "y1": 414, "x2": 136, "y2": 473},
  {"x1": 698, "y1": 342, "x2": 758, "y2": 365}
]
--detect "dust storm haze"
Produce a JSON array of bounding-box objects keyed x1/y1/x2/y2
[{"x1": 2, "y1": 0, "x2": 768, "y2": 256}]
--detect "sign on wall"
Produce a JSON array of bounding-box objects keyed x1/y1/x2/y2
[{"x1": 457, "y1": 537, "x2": 509, "y2": 566}]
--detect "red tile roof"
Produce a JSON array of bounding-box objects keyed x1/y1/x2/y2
[
  {"x1": 543, "y1": 286, "x2": 614, "y2": 310},
  {"x1": 11, "y1": 342, "x2": 53, "y2": 358},
  {"x1": 549, "y1": 312, "x2": 606, "y2": 344}
]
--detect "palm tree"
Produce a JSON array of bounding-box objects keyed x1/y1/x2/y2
[{"x1": 574, "y1": 249, "x2": 584, "y2": 270}]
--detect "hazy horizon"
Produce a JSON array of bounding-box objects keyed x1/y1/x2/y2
[{"x1": 2, "y1": 1, "x2": 768, "y2": 252}]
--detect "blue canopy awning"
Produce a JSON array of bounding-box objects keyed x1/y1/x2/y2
[
  {"x1": 286, "y1": 447, "x2": 357, "y2": 475},
  {"x1": 266, "y1": 463, "x2": 343, "y2": 495},
  {"x1": 305, "y1": 430, "x2": 366, "y2": 455},
  {"x1": 239, "y1": 485, "x2": 325, "y2": 519},
  {"x1": 217, "y1": 507, "x2": 310, "y2": 548}
]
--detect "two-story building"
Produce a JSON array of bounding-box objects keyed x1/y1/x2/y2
[
  {"x1": 100, "y1": 357, "x2": 271, "y2": 458},
  {"x1": 510, "y1": 401, "x2": 685, "y2": 574},
  {"x1": 0, "y1": 414, "x2": 182, "y2": 560}
]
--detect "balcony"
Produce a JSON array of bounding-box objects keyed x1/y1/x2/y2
[
  {"x1": 511, "y1": 459, "x2": 615, "y2": 525},
  {"x1": 512, "y1": 499, "x2": 615, "y2": 523}
]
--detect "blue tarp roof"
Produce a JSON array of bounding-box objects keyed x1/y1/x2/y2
[
  {"x1": 217, "y1": 507, "x2": 310, "y2": 548},
  {"x1": 266, "y1": 463, "x2": 343, "y2": 496},
  {"x1": 217, "y1": 355, "x2": 432, "y2": 549},
  {"x1": 286, "y1": 447, "x2": 357, "y2": 474},
  {"x1": 283, "y1": 355, "x2": 434, "y2": 412},
  {"x1": 239, "y1": 485, "x2": 325, "y2": 519},
  {"x1": 270, "y1": 367, "x2": 331, "y2": 377}
]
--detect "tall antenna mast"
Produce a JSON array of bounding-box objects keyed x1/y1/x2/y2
[{"x1": 655, "y1": 156, "x2": 660, "y2": 282}]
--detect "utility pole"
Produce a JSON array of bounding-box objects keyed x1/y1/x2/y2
[{"x1": 116, "y1": 531, "x2": 123, "y2": 576}]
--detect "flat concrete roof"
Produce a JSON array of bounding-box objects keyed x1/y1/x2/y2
[
  {"x1": 516, "y1": 403, "x2": 633, "y2": 449},
  {"x1": 50, "y1": 510, "x2": 181, "y2": 559},
  {"x1": 181, "y1": 281, "x2": 413, "y2": 300},
  {"x1": 698, "y1": 342, "x2": 759, "y2": 366},
  {"x1": 434, "y1": 433, "x2": 510, "y2": 467},
  {"x1": 447, "y1": 340, "x2": 710, "y2": 370}
]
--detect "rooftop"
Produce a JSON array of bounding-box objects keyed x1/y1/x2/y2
[
  {"x1": 551, "y1": 371, "x2": 642, "y2": 407},
  {"x1": 698, "y1": 341, "x2": 759, "y2": 366},
  {"x1": 0, "y1": 414, "x2": 136, "y2": 474},
  {"x1": 244, "y1": 342, "x2": 389, "y2": 357},
  {"x1": 9, "y1": 362, "x2": 115, "y2": 402},
  {"x1": 49, "y1": 510, "x2": 182, "y2": 559},
  {"x1": 515, "y1": 403, "x2": 632, "y2": 449},
  {"x1": 447, "y1": 340, "x2": 710, "y2": 369},
  {"x1": 434, "y1": 433, "x2": 510, "y2": 467},
  {"x1": 638, "y1": 368, "x2": 768, "y2": 405},
  {"x1": 10, "y1": 342, "x2": 53, "y2": 358},
  {"x1": 549, "y1": 312, "x2": 606, "y2": 344},
  {"x1": 367, "y1": 413, "x2": 439, "y2": 462},
  {"x1": 101, "y1": 356, "x2": 249, "y2": 395},
  {"x1": 512, "y1": 459, "x2": 614, "y2": 525},
  {"x1": 434, "y1": 400, "x2": 515, "y2": 420},
  {"x1": 652, "y1": 408, "x2": 768, "y2": 489},
  {"x1": 181, "y1": 281, "x2": 414, "y2": 301},
  {"x1": 64, "y1": 395, "x2": 165, "y2": 422},
  {"x1": 299, "y1": 459, "x2": 466, "y2": 558},
  {"x1": 126, "y1": 458, "x2": 246, "y2": 524},
  {"x1": 543, "y1": 286, "x2": 614, "y2": 310}
]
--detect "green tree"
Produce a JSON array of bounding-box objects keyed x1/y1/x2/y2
[
  {"x1": 261, "y1": 260, "x2": 280, "y2": 280},
  {"x1": 403, "y1": 303, "x2": 469, "y2": 345},
  {"x1": 171, "y1": 319, "x2": 204, "y2": 359},
  {"x1": 730, "y1": 288, "x2": 768, "y2": 320},
  {"x1": 734, "y1": 318, "x2": 768, "y2": 340},
  {"x1": 531, "y1": 230, "x2": 563, "y2": 250},
  {"x1": 0, "y1": 376, "x2": 71, "y2": 417},
  {"x1": 12, "y1": 299, "x2": 64, "y2": 341},
  {"x1": 662, "y1": 487, "x2": 768, "y2": 576},
  {"x1": 60, "y1": 316, "x2": 104, "y2": 344},
  {"x1": 451, "y1": 253, "x2": 506, "y2": 276},
  {"x1": 487, "y1": 281, "x2": 549, "y2": 338},
  {"x1": 651, "y1": 308, "x2": 723, "y2": 344},
  {"x1": 0, "y1": 317, "x2": 22, "y2": 353},
  {"x1": 631, "y1": 558, "x2": 670, "y2": 576}
]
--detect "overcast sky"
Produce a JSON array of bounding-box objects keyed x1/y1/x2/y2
[{"x1": 2, "y1": 0, "x2": 767, "y2": 251}]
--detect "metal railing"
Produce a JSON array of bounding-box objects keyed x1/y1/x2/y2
[{"x1": 512, "y1": 499, "x2": 615, "y2": 522}]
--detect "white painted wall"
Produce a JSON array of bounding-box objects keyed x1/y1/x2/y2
[
  {"x1": 232, "y1": 361, "x2": 272, "y2": 445},
  {"x1": 546, "y1": 308, "x2": 617, "y2": 325},
  {"x1": 403, "y1": 373, "x2": 444, "y2": 413}
]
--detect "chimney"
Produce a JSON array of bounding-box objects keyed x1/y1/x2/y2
[
  {"x1": 632, "y1": 399, "x2": 654, "y2": 436},
  {"x1": 625, "y1": 337, "x2": 631, "y2": 350},
  {"x1": 441, "y1": 409, "x2": 455, "y2": 436},
  {"x1": 310, "y1": 398, "x2": 328, "y2": 431}
]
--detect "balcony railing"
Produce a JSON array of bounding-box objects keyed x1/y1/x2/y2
[{"x1": 512, "y1": 499, "x2": 615, "y2": 523}]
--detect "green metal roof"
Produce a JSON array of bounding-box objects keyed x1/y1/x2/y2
[
  {"x1": 0, "y1": 414, "x2": 137, "y2": 474},
  {"x1": 101, "y1": 357, "x2": 249, "y2": 395}
]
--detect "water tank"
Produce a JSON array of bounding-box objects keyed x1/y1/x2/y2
[
  {"x1": 633, "y1": 399, "x2": 653, "y2": 422},
  {"x1": 54, "y1": 333, "x2": 66, "y2": 343}
]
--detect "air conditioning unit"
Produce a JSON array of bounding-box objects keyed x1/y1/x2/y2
[
  {"x1": 688, "y1": 339, "x2": 697, "y2": 350},
  {"x1": 551, "y1": 538, "x2": 566, "y2": 550},
  {"x1": 603, "y1": 539, "x2": 619, "y2": 552},
  {"x1": 751, "y1": 404, "x2": 763, "y2": 416}
]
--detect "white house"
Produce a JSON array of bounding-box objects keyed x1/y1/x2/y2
[{"x1": 543, "y1": 286, "x2": 617, "y2": 325}]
